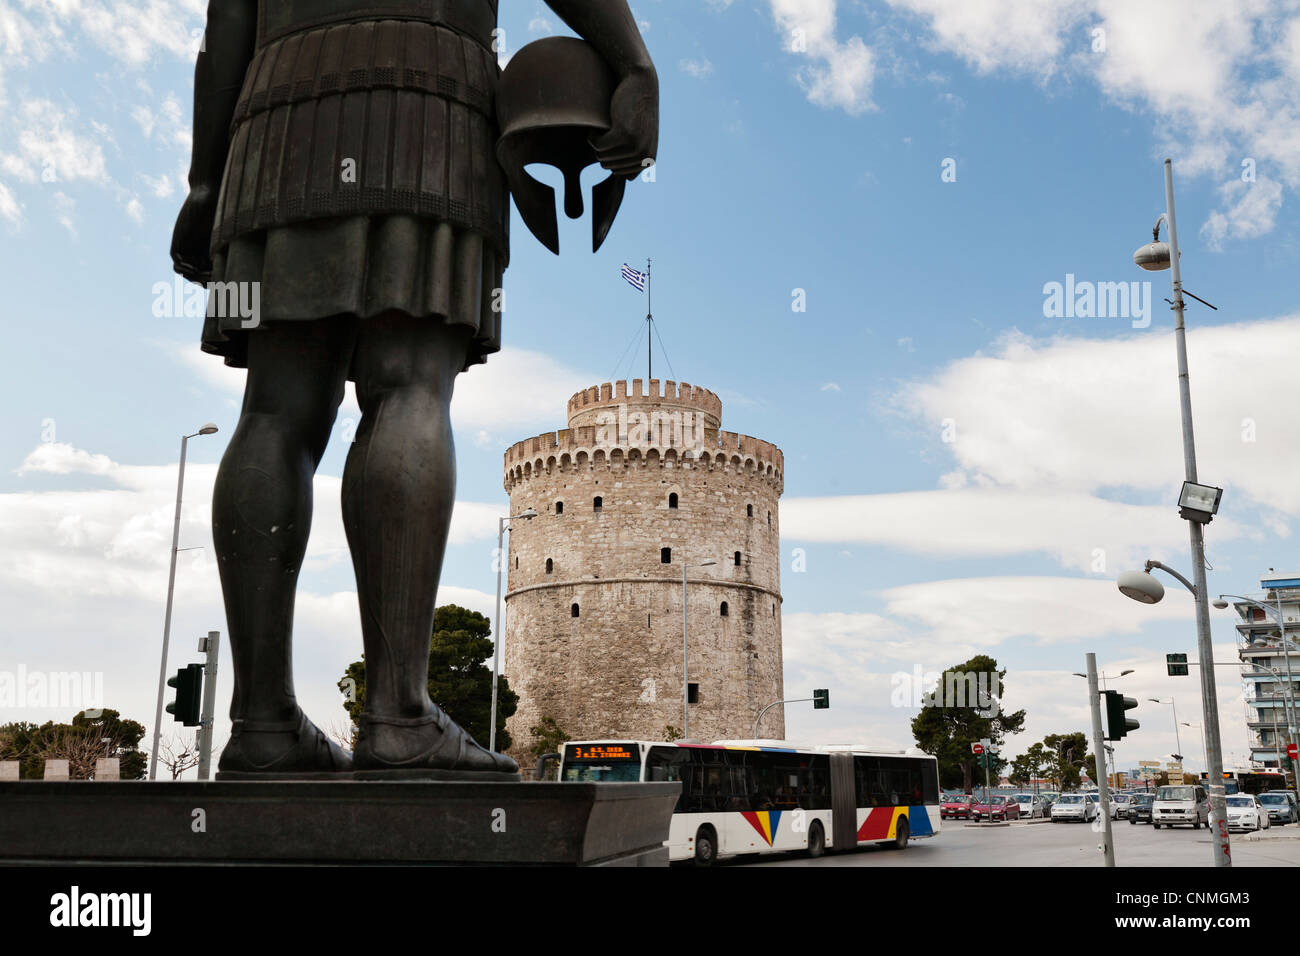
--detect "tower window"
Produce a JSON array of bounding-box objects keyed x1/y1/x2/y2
[
  {"x1": 687, "y1": 683, "x2": 699, "y2": 704},
  {"x1": 668, "y1": 493, "x2": 678, "y2": 509},
  {"x1": 772, "y1": 603, "x2": 776, "y2": 616},
  {"x1": 571, "y1": 603, "x2": 580, "y2": 618},
  {"x1": 768, "y1": 511, "x2": 772, "y2": 526},
  {"x1": 545, "y1": 558, "x2": 553, "y2": 574},
  {"x1": 593, "y1": 496, "x2": 603, "y2": 511},
  {"x1": 661, "y1": 547, "x2": 672, "y2": 564},
  {"x1": 734, "y1": 551, "x2": 741, "y2": 567},
  {"x1": 555, "y1": 501, "x2": 563, "y2": 515},
  {"x1": 720, "y1": 601, "x2": 729, "y2": 617},
  {"x1": 515, "y1": 556, "x2": 518, "y2": 569},
  {"x1": 747, "y1": 504, "x2": 753, "y2": 518}
]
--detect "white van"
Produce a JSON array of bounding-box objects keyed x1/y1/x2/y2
[{"x1": 1152, "y1": 784, "x2": 1209, "y2": 829}]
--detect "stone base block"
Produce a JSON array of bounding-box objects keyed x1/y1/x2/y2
[{"x1": 0, "y1": 780, "x2": 678, "y2": 866}]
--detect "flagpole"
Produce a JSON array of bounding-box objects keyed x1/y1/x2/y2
[{"x1": 647, "y1": 257, "x2": 653, "y2": 381}]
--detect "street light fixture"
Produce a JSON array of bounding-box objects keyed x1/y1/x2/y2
[
  {"x1": 490, "y1": 508, "x2": 537, "y2": 753},
  {"x1": 149, "y1": 423, "x2": 219, "y2": 781},
  {"x1": 1119, "y1": 158, "x2": 1230, "y2": 867},
  {"x1": 682, "y1": 558, "x2": 717, "y2": 740}
]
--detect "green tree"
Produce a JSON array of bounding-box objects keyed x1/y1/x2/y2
[
  {"x1": 1042, "y1": 731, "x2": 1094, "y2": 791},
  {"x1": 1009, "y1": 742, "x2": 1051, "y2": 788},
  {"x1": 910, "y1": 655, "x2": 1026, "y2": 792},
  {"x1": 0, "y1": 709, "x2": 146, "y2": 779},
  {"x1": 338, "y1": 604, "x2": 518, "y2": 750},
  {"x1": 529, "y1": 716, "x2": 568, "y2": 759}
]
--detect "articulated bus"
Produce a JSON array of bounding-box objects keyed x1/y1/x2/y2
[
  {"x1": 559, "y1": 739, "x2": 941, "y2": 864},
  {"x1": 1200, "y1": 769, "x2": 1289, "y2": 796}
]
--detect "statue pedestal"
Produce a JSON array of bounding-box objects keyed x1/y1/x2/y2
[{"x1": 0, "y1": 780, "x2": 678, "y2": 866}]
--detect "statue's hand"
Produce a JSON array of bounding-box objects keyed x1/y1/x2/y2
[
  {"x1": 591, "y1": 66, "x2": 659, "y2": 181},
  {"x1": 170, "y1": 184, "x2": 217, "y2": 284}
]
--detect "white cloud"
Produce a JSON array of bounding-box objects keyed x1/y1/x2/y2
[
  {"x1": 0, "y1": 178, "x2": 21, "y2": 226},
  {"x1": 893, "y1": 319, "x2": 1300, "y2": 517},
  {"x1": 124, "y1": 195, "x2": 143, "y2": 223},
  {"x1": 883, "y1": 0, "x2": 1300, "y2": 247},
  {"x1": 1200, "y1": 177, "x2": 1284, "y2": 250},
  {"x1": 770, "y1": 0, "x2": 877, "y2": 115},
  {"x1": 679, "y1": 57, "x2": 714, "y2": 79},
  {"x1": 785, "y1": 489, "x2": 1217, "y2": 573}
]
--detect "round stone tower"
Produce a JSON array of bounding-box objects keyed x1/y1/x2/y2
[{"x1": 501, "y1": 379, "x2": 785, "y2": 767}]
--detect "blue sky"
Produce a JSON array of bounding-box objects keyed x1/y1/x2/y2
[{"x1": 3, "y1": 0, "x2": 1300, "y2": 777}]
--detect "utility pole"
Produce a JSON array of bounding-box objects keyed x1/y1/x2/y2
[
  {"x1": 196, "y1": 631, "x2": 219, "y2": 780},
  {"x1": 1087, "y1": 654, "x2": 1116, "y2": 866}
]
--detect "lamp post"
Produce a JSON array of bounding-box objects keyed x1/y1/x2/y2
[
  {"x1": 149, "y1": 423, "x2": 218, "y2": 781},
  {"x1": 1118, "y1": 557, "x2": 1230, "y2": 866},
  {"x1": 1181, "y1": 722, "x2": 1208, "y2": 777},
  {"x1": 490, "y1": 508, "x2": 537, "y2": 754},
  {"x1": 1121, "y1": 157, "x2": 1229, "y2": 866},
  {"x1": 682, "y1": 558, "x2": 717, "y2": 739},
  {"x1": 1149, "y1": 697, "x2": 1183, "y2": 765}
]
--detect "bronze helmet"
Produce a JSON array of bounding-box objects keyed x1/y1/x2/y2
[{"x1": 496, "y1": 37, "x2": 628, "y2": 254}]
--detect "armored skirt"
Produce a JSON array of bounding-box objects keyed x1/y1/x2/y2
[{"x1": 201, "y1": 19, "x2": 509, "y2": 375}]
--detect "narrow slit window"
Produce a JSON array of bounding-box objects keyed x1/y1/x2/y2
[
  {"x1": 720, "y1": 601, "x2": 729, "y2": 617},
  {"x1": 734, "y1": 551, "x2": 741, "y2": 566},
  {"x1": 571, "y1": 603, "x2": 580, "y2": 618},
  {"x1": 661, "y1": 547, "x2": 672, "y2": 564},
  {"x1": 747, "y1": 504, "x2": 754, "y2": 518},
  {"x1": 545, "y1": 558, "x2": 553, "y2": 574},
  {"x1": 593, "y1": 496, "x2": 603, "y2": 511},
  {"x1": 668, "y1": 493, "x2": 679, "y2": 509},
  {"x1": 555, "y1": 501, "x2": 563, "y2": 515}
]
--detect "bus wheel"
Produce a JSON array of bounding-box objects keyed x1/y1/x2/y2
[
  {"x1": 806, "y1": 821, "x2": 826, "y2": 858},
  {"x1": 693, "y1": 826, "x2": 718, "y2": 867},
  {"x1": 892, "y1": 818, "x2": 910, "y2": 850}
]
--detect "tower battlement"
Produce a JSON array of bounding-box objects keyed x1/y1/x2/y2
[{"x1": 567, "y1": 379, "x2": 723, "y2": 431}]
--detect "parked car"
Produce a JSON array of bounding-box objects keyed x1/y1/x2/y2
[
  {"x1": 1050, "y1": 793, "x2": 1097, "y2": 823},
  {"x1": 941, "y1": 794, "x2": 975, "y2": 819},
  {"x1": 1127, "y1": 793, "x2": 1154, "y2": 824},
  {"x1": 972, "y1": 794, "x2": 1021, "y2": 822},
  {"x1": 1110, "y1": 792, "x2": 1132, "y2": 819},
  {"x1": 1225, "y1": 795, "x2": 1271, "y2": 832},
  {"x1": 1257, "y1": 791, "x2": 1299, "y2": 825},
  {"x1": 1015, "y1": 793, "x2": 1048, "y2": 818},
  {"x1": 1039, "y1": 791, "x2": 1060, "y2": 811},
  {"x1": 1152, "y1": 785, "x2": 1209, "y2": 829}
]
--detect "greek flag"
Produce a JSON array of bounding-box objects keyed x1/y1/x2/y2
[{"x1": 622, "y1": 264, "x2": 648, "y2": 292}]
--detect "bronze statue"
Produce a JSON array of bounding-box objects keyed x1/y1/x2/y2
[{"x1": 170, "y1": 0, "x2": 658, "y2": 778}]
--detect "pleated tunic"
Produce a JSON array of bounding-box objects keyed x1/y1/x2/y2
[{"x1": 201, "y1": 8, "x2": 508, "y2": 374}]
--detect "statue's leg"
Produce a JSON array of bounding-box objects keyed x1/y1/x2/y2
[
  {"x1": 214, "y1": 316, "x2": 355, "y2": 774},
  {"x1": 346, "y1": 311, "x2": 517, "y2": 776}
]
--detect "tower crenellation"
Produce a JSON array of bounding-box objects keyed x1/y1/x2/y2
[{"x1": 501, "y1": 380, "x2": 785, "y2": 767}]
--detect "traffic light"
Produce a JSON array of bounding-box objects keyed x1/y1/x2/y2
[
  {"x1": 1166, "y1": 653, "x2": 1189, "y2": 676},
  {"x1": 813, "y1": 688, "x2": 829, "y2": 709},
  {"x1": 166, "y1": 664, "x2": 203, "y2": 727},
  {"x1": 1103, "y1": 691, "x2": 1139, "y2": 740}
]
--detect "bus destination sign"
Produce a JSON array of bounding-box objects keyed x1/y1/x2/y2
[{"x1": 565, "y1": 744, "x2": 638, "y2": 761}]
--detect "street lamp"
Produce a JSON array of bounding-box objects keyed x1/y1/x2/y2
[
  {"x1": 149, "y1": 423, "x2": 218, "y2": 781},
  {"x1": 1119, "y1": 559, "x2": 1230, "y2": 865},
  {"x1": 1148, "y1": 697, "x2": 1182, "y2": 764},
  {"x1": 1072, "y1": 668, "x2": 1133, "y2": 691},
  {"x1": 682, "y1": 558, "x2": 717, "y2": 740},
  {"x1": 490, "y1": 508, "x2": 537, "y2": 753},
  {"x1": 1118, "y1": 157, "x2": 1230, "y2": 867},
  {"x1": 1181, "y1": 722, "x2": 1209, "y2": 777}
]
